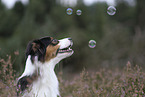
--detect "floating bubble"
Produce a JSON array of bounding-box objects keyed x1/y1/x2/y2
[
  {"x1": 88, "y1": 40, "x2": 96, "y2": 48},
  {"x1": 66, "y1": 8, "x2": 73, "y2": 15},
  {"x1": 76, "y1": 9, "x2": 82, "y2": 16},
  {"x1": 107, "y1": 6, "x2": 116, "y2": 16}
]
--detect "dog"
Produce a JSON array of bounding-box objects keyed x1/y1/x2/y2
[{"x1": 17, "y1": 36, "x2": 74, "y2": 97}]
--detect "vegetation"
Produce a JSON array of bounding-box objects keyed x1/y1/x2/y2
[
  {"x1": 1, "y1": 56, "x2": 145, "y2": 97},
  {"x1": 0, "y1": 0, "x2": 145, "y2": 72},
  {"x1": 0, "y1": 0, "x2": 145, "y2": 96}
]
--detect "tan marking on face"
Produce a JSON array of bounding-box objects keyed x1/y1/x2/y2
[
  {"x1": 50, "y1": 37, "x2": 53, "y2": 40},
  {"x1": 45, "y1": 44, "x2": 60, "y2": 61}
]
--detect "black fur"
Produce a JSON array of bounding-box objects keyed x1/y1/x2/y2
[
  {"x1": 17, "y1": 76, "x2": 30, "y2": 96},
  {"x1": 17, "y1": 73, "x2": 38, "y2": 96},
  {"x1": 25, "y1": 37, "x2": 52, "y2": 63}
]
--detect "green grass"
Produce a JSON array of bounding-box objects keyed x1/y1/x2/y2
[{"x1": 0, "y1": 56, "x2": 145, "y2": 97}]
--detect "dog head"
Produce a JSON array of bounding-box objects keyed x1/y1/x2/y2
[{"x1": 26, "y1": 36, "x2": 74, "y2": 63}]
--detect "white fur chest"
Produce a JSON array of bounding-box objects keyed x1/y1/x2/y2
[{"x1": 22, "y1": 60, "x2": 59, "y2": 97}]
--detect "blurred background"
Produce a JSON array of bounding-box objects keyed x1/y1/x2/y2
[{"x1": 0, "y1": 0, "x2": 145, "y2": 76}]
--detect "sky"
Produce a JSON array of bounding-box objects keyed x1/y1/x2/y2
[
  {"x1": 84, "y1": 0, "x2": 115, "y2": 6},
  {"x1": 1, "y1": 0, "x2": 29, "y2": 9},
  {"x1": 1, "y1": 0, "x2": 115, "y2": 9}
]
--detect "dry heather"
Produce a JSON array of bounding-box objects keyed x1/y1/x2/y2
[
  {"x1": 1, "y1": 56, "x2": 145, "y2": 97},
  {"x1": 59, "y1": 62, "x2": 145, "y2": 97},
  {"x1": 0, "y1": 56, "x2": 17, "y2": 97}
]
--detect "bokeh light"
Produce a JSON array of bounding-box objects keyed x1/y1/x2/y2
[
  {"x1": 88, "y1": 40, "x2": 96, "y2": 48},
  {"x1": 76, "y1": 9, "x2": 82, "y2": 16},
  {"x1": 107, "y1": 6, "x2": 116, "y2": 16},
  {"x1": 66, "y1": 8, "x2": 73, "y2": 15}
]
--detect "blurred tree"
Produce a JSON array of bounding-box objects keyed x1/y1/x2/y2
[
  {"x1": 1, "y1": 0, "x2": 145, "y2": 73},
  {"x1": 0, "y1": 12, "x2": 19, "y2": 37},
  {"x1": 0, "y1": 0, "x2": 5, "y2": 10},
  {"x1": 12, "y1": 1, "x2": 25, "y2": 18},
  {"x1": 135, "y1": 0, "x2": 145, "y2": 34},
  {"x1": 28, "y1": 0, "x2": 56, "y2": 24},
  {"x1": 86, "y1": 3, "x2": 107, "y2": 40},
  {"x1": 43, "y1": 0, "x2": 56, "y2": 13},
  {"x1": 129, "y1": 0, "x2": 145, "y2": 66},
  {"x1": 0, "y1": 1, "x2": 23, "y2": 37}
]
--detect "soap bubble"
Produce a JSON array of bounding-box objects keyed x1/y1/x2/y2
[
  {"x1": 88, "y1": 40, "x2": 96, "y2": 48},
  {"x1": 76, "y1": 9, "x2": 82, "y2": 15},
  {"x1": 107, "y1": 6, "x2": 116, "y2": 16},
  {"x1": 66, "y1": 8, "x2": 73, "y2": 15}
]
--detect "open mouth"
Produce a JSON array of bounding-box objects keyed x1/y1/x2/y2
[{"x1": 58, "y1": 45, "x2": 73, "y2": 53}]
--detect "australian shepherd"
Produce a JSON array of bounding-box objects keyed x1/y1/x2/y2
[{"x1": 17, "y1": 36, "x2": 74, "y2": 97}]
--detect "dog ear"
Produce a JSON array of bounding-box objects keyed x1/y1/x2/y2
[
  {"x1": 25, "y1": 37, "x2": 52, "y2": 63},
  {"x1": 25, "y1": 40, "x2": 46, "y2": 63},
  {"x1": 39, "y1": 36, "x2": 52, "y2": 47}
]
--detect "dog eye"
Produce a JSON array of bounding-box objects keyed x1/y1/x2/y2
[{"x1": 52, "y1": 39, "x2": 59, "y2": 45}]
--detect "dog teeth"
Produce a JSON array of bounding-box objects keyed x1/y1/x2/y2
[
  {"x1": 59, "y1": 48, "x2": 72, "y2": 52},
  {"x1": 69, "y1": 48, "x2": 72, "y2": 50}
]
